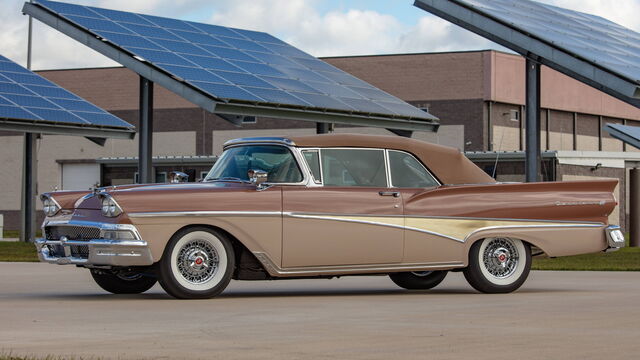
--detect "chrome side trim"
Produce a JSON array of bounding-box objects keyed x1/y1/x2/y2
[
  {"x1": 252, "y1": 252, "x2": 464, "y2": 277},
  {"x1": 128, "y1": 211, "x2": 282, "y2": 218},
  {"x1": 403, "y1": 225, "x2": 464, "y2": 242},
  {"x1": 284, "y1": 212, "x2": 605, "y2": 225},
  {"x1": 464, "y1": 224, "x2": 604, "y2": 242},
  {"x1": 286, "y1": 213, "x2": 406, "y2": 230}
]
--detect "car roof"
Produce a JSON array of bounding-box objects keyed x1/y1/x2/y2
[{"x1": 225, "y1": 134, "x2": 495, "y2": 185}]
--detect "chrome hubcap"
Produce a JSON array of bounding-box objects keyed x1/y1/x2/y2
[
  {"x1": 483, "y1": 238, "x2": 519, "y2": 278},
  {"x1": 177, "y1": 240, "x2": 219, "y2": 284}
]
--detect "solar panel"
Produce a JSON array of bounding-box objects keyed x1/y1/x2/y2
[
  {"x1": 30, "y1": 0, "x2": 438, "y2": 125},
  {"x1": 448, "y1": 0, "x2": 640, "y2": 82},
  {"x1": 414, "y1": 0, "x2": 640, "y2": 108},
  {"x1": 604, "y1": 123, "x2": 640, "y2": 150},
  {"x1": 0, "y1": 54, "x2": 134, "y2": 135}
]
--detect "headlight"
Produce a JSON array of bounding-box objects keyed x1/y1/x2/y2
[
  {"x1": 100, "y1": 195, "x2": 123, "y2": 217},
  {"x1": 41, "y1": 195, "x2": 60, "y2": 217}
]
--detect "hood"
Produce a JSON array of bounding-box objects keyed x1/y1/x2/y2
[{"x1": 80, "y1": 181, "x2": 262, "y2": 213}]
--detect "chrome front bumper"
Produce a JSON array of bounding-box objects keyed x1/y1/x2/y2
[
  {"x1": 36, "y1": 220, "x2": 154, "y2": 267},
  {"x1": 604, "y1": 225, "x2": 626, "y2": 252}
]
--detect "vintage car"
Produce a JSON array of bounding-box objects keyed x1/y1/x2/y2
[{"x1": 36, "y1": 134, "x2": 625, "y2": 299}]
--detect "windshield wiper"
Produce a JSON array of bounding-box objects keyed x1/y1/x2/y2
[{"x1": 208, "y1": 177, "x2": 250, "y2": 183}]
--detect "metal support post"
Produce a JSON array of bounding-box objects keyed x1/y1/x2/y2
[
  {"x1": 525, "y1": 58, "x2": 541, "y2": 182},
  {"x1": 316, "y1": 122, "x2": 330, "y2": 134},
  {"x1": 630, "y1": 168, "x2": 640, "y2": 247},
  {"x1": 20, "y1": 133, "x2": 37, "y2": 242},
  {"x1": 21, "y1": 1, "x2": 37, "y2": 243},
  {"x1": 138, "y1": 76, "x2": 154, "y2": 183}
]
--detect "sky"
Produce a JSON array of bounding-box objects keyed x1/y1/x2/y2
[{"x1": 1, "y1": 0, "x2": 639, "y2": 71}]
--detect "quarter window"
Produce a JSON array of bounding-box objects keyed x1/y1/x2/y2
[
  {"x1": 388, "y1": 150, "x2": 438, "y2": 188},
  {"x1": 321, "y1": 149, "x2": 387, "y2": 187},
  {"x1": 302, "y1": 150, "x2": 321, "y2": 183}
]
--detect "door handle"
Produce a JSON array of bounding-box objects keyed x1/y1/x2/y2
[{"x1": 379, "y1": 191, "x2": 400, "y2": 197}]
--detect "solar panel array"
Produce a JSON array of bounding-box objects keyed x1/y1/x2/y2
[
  {"x1": 0, "y1": 54, "x2": 133, "y2": 129},
  {"x1": 440, "y1": 0, "x2": 640, "y2": 83},
  {"x1": 34, "y1": 0, "x2": 435, "y2": 121}
]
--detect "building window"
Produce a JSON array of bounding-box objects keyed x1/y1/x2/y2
[
  {"x1": 510, "y1": 109, "x2": 520, "y2": 122},
  {"x1": 242, "y1": 116, "x2": 257, "y2": 124},
  {"x1": 155, "y1": 172, "x2": 167, "y2": 183}
]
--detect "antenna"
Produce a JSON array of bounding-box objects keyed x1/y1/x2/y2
[{"x1": 491, "y1": 127, "x2": 506, "y2": 179}]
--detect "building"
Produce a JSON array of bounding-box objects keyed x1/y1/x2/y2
[{"x1": 1, "y1": 50, "x2": 638, "y2": 230}]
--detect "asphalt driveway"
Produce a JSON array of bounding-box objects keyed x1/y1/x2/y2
[{"x1": 0, "y1": 262, "x2": 638, "y2": 359}]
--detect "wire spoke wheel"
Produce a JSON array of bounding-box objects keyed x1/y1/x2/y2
[
  {"x1": 464, "y1": 237, "x2": 531, "y2": 293},
  {"x1": 481, "y1": 238, "x2": 519, "y2": 279},
  {"x1": 158, "y1": 228, "x2": 234, "y2": 299}
]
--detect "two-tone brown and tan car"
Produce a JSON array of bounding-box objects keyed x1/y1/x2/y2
[{"x1": 36, "y1": 134, "x2": 626, "y2": 299}]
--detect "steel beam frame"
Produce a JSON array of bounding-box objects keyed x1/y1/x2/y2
[
  {"x1": 525, "y1": 59, "x2": 541, "y2": 182},
  {"x1": 138, "y1": 77, "x2": 154, "y2": 184},
  {"x1": 20, "y1": 133, "x2": 37, "y2": 242}
]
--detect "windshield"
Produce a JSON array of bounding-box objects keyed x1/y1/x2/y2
[{"x1": 205, "y1": 145, "x2": 303, "y2": 183}]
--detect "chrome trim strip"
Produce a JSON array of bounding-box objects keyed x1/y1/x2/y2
[
  {"x1": 128, "y1": 211, "x2": 282, "y2": 218},
  {"x1": 287, "y1": 212, "x2": 407, "y2": 230},
  {"x1": 284, "y1": 212, "x2": 604, "y2": 225},
  {"x1": 403, "y1": 225, "x2": 464, "y2": 242},
  {"x1": 36, "y1": 238, "x2": 148, "y2": 247},
  {"x1": 464, "y1": 224, "x2": 604, "y2": 241},
  {"x1": 252, "y1": 252, "x2": 464, "y2": 277},
  {"x1": 223, "y1": 137, "x2": 295, "y2": 148}
]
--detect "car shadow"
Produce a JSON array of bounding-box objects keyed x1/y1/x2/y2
[{"x1": 3, "y1": 285, "x2": 588, "y2": 301}]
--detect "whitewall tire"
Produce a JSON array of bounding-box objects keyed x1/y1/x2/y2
[
  {"x1": 158, "y1": 227, "x2": 235, "y2": 299},
  {"x1": 463, "y1": 237, "x2": 531, "y2": 293}
]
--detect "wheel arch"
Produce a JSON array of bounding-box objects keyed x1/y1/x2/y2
[{"x1": 464, "y1": 229, "x2": 543, "y2": 260}]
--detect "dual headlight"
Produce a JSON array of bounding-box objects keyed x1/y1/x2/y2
[
  {"x1": 41, "y1": 195, "x2": 60, "y2": 217},
  {"x1": 100, "y1": 194, "x2": 123, "y2": 218}
]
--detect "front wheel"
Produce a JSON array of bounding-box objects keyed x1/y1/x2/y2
[
  {"x1": 157, "y1": 227, "x2": 235, "y2": 299},
  {"x1": 463, "y1": 237, "x2": 531, "y2": 293},
  {"x1": 389, "y1": 271, "x2": 448, "y2": 290},
  {"x1": 90, "y1": 269, "x2": 157, "y2": 294}
]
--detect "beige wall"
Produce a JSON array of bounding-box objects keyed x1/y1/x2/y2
[
  {"x1": 0, "y1": 131, "x2": 195, "y2": 211},
  {"x1": 492, "y1": 125, "x2": 520, "y2": 151},
  {"x1": 562, "y1": 174, "x2": 620, "y2": 225},
  {"x1": 488, "y1": 51, "x2": 640, "y2": 121}
]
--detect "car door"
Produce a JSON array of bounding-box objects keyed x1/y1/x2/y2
[
  {"x1": 386, "y1": 150, "x2": 463, "y2": 264},
  {"x1": 282, "y1": 148, "x2": 404, "y2": 267}
]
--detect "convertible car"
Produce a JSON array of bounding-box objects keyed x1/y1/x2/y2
[{"x1": 37, "y1": 134, "x2": 625, "y2": 299}]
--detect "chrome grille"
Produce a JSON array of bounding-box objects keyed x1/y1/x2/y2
[
  {"x1": 70, "y1": 245, "x2": 89, "y2": 258},
  {"x1": 45, "y1": 226, "x2": 100, "y2": 241}
]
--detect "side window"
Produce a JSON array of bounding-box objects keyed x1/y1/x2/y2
[
  {"x1": 388, "y1": 150, "x2": 439, "y2": 188},
  {"x1": 321, "y1": 149, "x2": 387, "y2": 187},
  {"x1": 302, "y1": 150, "x2": 321, "y2": 183}
]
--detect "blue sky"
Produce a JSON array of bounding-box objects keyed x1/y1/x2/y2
[{"x1": 0, "y1": 0, "x2": 639, "y2": 70}]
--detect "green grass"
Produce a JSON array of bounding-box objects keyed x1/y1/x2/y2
[
  {"x1": 532, "y1": 246, "x2": 640, "y2": 271},
  {"x1": 2, "y1": 230, "x2": 42, "y2": 239},
  {"x1": 0, "y1": 242, "x2": 38, "y2": 262}
]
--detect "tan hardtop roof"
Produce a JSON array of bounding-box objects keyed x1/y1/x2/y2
[{"x1": 290, "y1": 134, "x2": 495, "y2": 185}]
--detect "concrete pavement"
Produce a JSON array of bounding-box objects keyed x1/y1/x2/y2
[{"x1": 0, "y1": 262, "x2": 639, "y2": 359}]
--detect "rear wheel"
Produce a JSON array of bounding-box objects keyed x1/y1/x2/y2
[
  {"x1": 463, "y1": 237, "x2": 531, "y2": 293},
  {"x1": 157, "y1": 227, "x2": 235, "y2": 299},
  {"x1": 90, "y1": 269, "x2": 157, "y2": 294},
  {"x1": 389, "y1": 270, "x2": 448, "y2": 290}
]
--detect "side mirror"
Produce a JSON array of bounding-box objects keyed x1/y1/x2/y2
[
  {"x1": 169, "y1": 171, "x2": 189, "y2": 183},
  {"x1": 247, "y1": 169, "x2": 268, "y2": 188}
]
